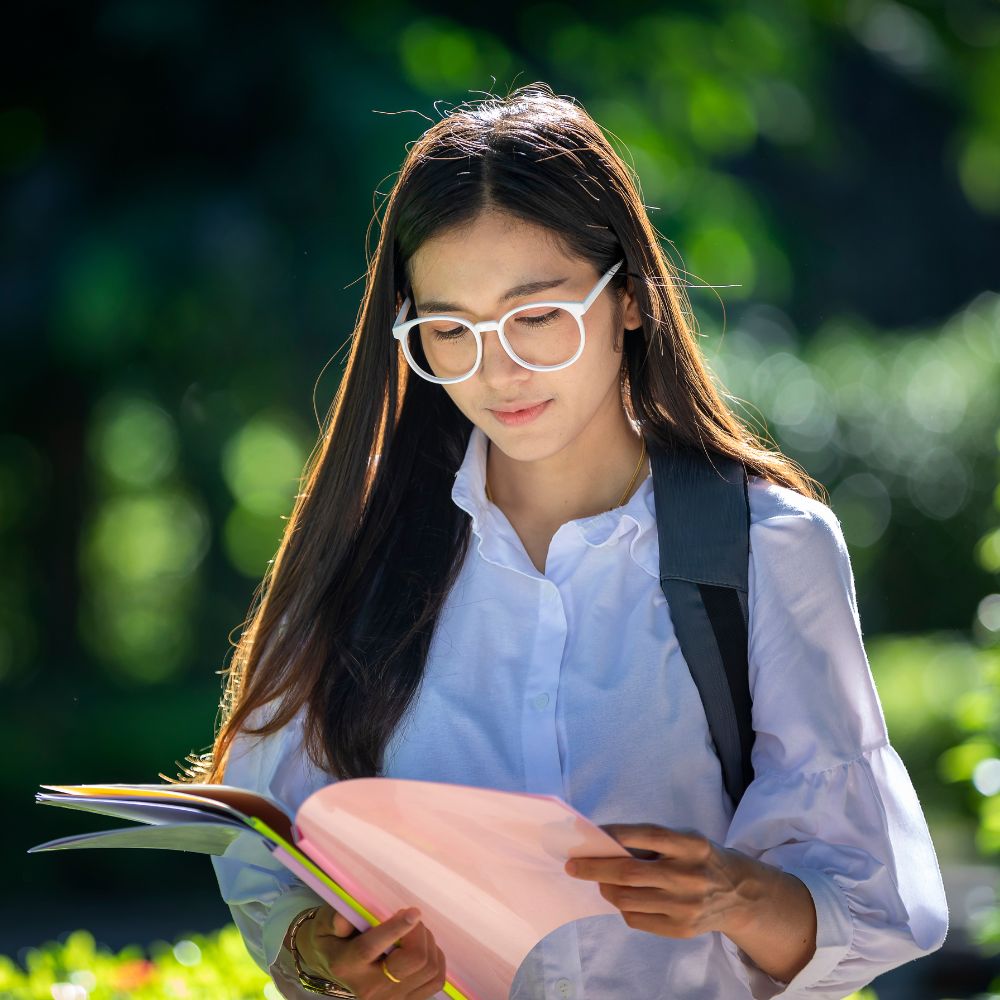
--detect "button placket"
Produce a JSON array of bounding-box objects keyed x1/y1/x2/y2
[{"x1": 522, "y1": 580, "x2": 567, "y2": 795}]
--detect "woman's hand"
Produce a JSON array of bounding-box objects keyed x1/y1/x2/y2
[
  {"x1": 289, "y1": 903, "x2": 448, "y2": 999},
  {"x1": 563, "y1": 823, "x2": 755, "y2": 940}
]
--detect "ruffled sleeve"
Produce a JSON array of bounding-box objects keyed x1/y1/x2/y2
[
  {"x1": 209, "y1": 699, "x2": 336, "y2": 999},
  {"x1": 721, "y1": 491, "x2": 949, "y2": 999}
]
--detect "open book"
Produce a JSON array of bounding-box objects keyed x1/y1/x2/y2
[{"x1": 29, "y1": 777, "x2": 634, "y2": 1000}]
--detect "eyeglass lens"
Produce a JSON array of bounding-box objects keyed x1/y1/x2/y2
[{"x1": 404, "y1": 304, "x2": 581, "y2": 380}]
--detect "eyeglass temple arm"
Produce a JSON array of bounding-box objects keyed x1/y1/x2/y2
[
  {"x1": 393, "y1": 291, "x2": 412, "y2": 328},
  {"x1": 580, "y1": 259, "x2": 624, "y2": 312}
]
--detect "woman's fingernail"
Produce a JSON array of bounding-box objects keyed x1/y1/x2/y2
[{"x1": 404, "y1": 909, "x2": 419, "y2": 924}]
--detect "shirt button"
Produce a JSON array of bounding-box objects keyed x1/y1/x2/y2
[
  {"x1": 555, "y1": 978, "x2": 573, "y2": 998},
  {"x1": 532, "y1": 692, "x2": 550, "y2": 709}
]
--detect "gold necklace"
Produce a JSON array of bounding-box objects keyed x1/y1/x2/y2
[{"x1": 484, "y1": 437, "x2": 648, "y2": 512}]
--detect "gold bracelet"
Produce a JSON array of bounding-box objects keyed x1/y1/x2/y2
[{"x1": 287, "y1": 905, "x2": 359, "y2": 998}]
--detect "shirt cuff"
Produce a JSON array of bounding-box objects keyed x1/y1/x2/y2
[{"x1": 723, "y1": 866, "x2": 854, "y2": 998}]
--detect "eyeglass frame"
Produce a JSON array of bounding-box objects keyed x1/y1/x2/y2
[{"x1": 391, "y1": 258, "x2": 626, "y2": 384}]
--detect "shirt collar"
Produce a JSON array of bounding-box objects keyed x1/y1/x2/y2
[{"x1": 450, "y1": 424, "x2": 659, "y2": 579}]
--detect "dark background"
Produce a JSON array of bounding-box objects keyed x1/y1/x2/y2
[{"x1": 3, "y1": 1, "x2": 999, "y2": 996}]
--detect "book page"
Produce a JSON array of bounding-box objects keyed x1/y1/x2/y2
[
  {"x1": 35, "y1": 794, "x2": 249, "y2": 830},
  {"x1": 28, "y1": 822, "x2": 250, "y2": 856},
  {"x1": 39, "y1": 782, "x2": 293, "y2": 843}
]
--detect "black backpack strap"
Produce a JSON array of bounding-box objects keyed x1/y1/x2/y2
[{"x1": 649, "y1": 440, "x2": 755, "y2": 810}]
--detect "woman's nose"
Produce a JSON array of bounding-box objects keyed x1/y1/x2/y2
[{"x1": 478, "y1": 329, "x2": 530, "y2": 384}]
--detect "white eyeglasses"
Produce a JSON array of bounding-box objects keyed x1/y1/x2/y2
[{"x1": 391, "y1": 259, "x2": 625, "y2": 384}]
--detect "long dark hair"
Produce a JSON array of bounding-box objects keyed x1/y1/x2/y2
[{"x1": 165, "y1": 81, "x2": 827, "y2": 787}]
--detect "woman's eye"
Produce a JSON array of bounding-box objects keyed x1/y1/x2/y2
[{"x1": 516, "y1": 310, "x2": 558, "y2": 327}]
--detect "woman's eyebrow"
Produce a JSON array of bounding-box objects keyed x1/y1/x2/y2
[{"x1": 416, "y1": 276, "x2": 570, "y2": 313}]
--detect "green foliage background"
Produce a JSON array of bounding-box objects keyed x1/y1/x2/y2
[{"x1": 3, "y1": 0, "x2": 999, "y2": 996}]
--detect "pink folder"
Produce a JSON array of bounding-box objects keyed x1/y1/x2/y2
[{"x1": 285, "y1": 778, "x2": 632, "y2": 1000}]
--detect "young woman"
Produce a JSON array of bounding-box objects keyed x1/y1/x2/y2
[{"x1": 177, "y1": 83, "x2": 949, "y2": 998}]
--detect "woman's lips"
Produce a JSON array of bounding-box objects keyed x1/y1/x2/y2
[{"x1": 488, "y1": 399, "x2": 552, "y2": 426}]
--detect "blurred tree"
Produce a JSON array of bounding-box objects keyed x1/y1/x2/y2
[{"x1": 3, "y1": 5, "x2": 998, "y2": 989}]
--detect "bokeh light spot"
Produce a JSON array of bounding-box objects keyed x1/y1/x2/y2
[
  {"x1": 831, "y1": 472, "x2": 892, "y2": 547},
  {"x1": 88, "y1": 393, "x2": 179, "y2": 488},
  {"x1": 86, "y1": 493, "x2": 209, "y2": 582},
  {"x1": 222, "y1": 413, "x2": 307, "y2": 516},
  {"x1": 223, "y1": 505, "x2": 285, "y2": 579}
]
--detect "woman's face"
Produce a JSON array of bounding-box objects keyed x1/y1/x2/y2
[{"x1": 403, "y1": 210, "x2": 642, "y2": 465}]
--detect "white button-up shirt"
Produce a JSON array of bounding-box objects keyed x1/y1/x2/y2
[{"x1": 212, "y1": 424, "x2": 948, "y2": 999}]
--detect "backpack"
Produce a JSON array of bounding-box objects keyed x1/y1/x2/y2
[{"x1": 648, "y1": 440, "x2": 754, "y2": 812}]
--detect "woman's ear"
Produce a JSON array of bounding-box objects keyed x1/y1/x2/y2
[{"x1": 621, "y1": 275, "x2": 643, "y2": 331}]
